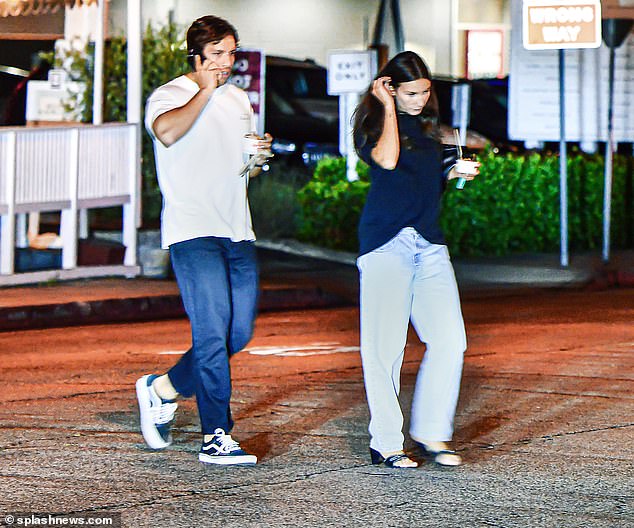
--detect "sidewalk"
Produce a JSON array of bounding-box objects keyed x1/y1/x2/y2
[
  {"x1": 258, "y1": 239, "x2": 634, "y2": 290},
  {"x1": 0, "y1": 240, "x2": 632, "y2": 332}
]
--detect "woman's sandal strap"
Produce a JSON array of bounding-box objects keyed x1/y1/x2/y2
[
  {"x1": 384, "y1": 453, "x2": 417, "y2": 468},
  {"x1": 370, "y1": 448, "x2": 418, "y2": 468},
  {"x1": 384, "y1": 453, "x2": 408, "y2": 464},
  {"x1": 416, "y1": 442, "x2": 462, "y2": 466},
  {"x1": 433, "y1": 449, "x2": 457, "y2": 456},
  {"x1": 432, "y1": 450, "x2": 462, "y2": 467}
]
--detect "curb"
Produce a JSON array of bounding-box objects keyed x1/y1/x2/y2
[
  {"x1": 257, "y1": 239, "x2": 607, "y2": 289},
  {"x1": 256, "y1": 239, "x2": 357, "y2": 266},
  {"x1": 0, "y1": 286, "x2": 350, "y2": 333},
  {"x1": 585, "y1": 269, "x2": 634, "y2": 290},
  {"x1": 453, "y1": 263, "x2": 595, "y2": 288}
]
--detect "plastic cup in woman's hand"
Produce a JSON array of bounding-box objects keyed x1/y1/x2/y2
[
  {"x1": 455, "y1": 158, "x2": 479, "y2": 189},
  {"x1": 455, "y1": 158, "x2": 479, "y2": 175}
]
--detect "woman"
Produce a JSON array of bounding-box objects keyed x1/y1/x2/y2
[{"x1": 353, "y1": 51, "x2": 478, "y2": 468}]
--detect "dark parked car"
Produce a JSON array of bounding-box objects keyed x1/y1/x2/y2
[
  {"x1": 0, "y1": 40, "x2": 55, "y2": 126},
  {"x1": 433, "y1": 76, "x2": 520, "y2": 150},
  {"x1": 264, "y1": 55, "x2": 339, "y2": 166}
]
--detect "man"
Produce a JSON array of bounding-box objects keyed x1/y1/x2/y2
[{"x1": 136, "y1": 15, "x2": 272, "y2": 465}]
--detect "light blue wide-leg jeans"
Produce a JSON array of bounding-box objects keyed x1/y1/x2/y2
[{"x1": 357, "y1": 227, "x2": 466, "y2": 454}]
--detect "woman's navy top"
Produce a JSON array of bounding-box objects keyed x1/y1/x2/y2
[{"x1": 355, "y1": 113, "x2": 449, "y2": 257}]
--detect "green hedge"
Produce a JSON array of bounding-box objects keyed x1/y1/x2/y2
[
  {"x1": 297, "y1": 157, "x2": 370, "y2": 252},
  {"x1": 296, "y1": 150, "x2": 632, "y2": 256}
]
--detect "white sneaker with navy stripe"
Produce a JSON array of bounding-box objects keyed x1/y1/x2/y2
[
  {"x1": 136, "y1": 374, "x2": 178, "y2": 449},
  {"x1": 199, "y1": 428, "x2": 257, "y2": 465}
]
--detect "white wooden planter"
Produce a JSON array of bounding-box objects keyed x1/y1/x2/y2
[{"x1": 0, "y1": 123, "x2": 141, "y2": 285}]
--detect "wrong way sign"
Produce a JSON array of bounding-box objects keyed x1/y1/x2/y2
[{"x1": 523, "y1": 0, "x2": 602, "y2": 49}]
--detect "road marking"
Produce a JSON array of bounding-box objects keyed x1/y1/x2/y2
[
  {"x1": 157, "y1": 343, "x2": 361, "y2": 357},
  {"x1": 246, "y1": 344, "x2": 360, "y2": 357}
]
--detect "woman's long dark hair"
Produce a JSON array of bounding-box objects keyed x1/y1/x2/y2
[{"x1": 353, "y1": 51, "x2": 440, "y2": 153}]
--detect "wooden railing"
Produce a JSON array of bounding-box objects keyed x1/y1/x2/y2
[{"x1": 0, "y1": 123, "x2": 141, "y2": 285}]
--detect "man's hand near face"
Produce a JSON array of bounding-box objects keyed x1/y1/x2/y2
[{"x1": 152, "y1": 35, "x2": 237, "y2": 147}]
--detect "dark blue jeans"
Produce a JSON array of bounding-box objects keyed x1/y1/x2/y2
[{"x1": 166, "y1": 236, "x2": 258, "y2": 435}]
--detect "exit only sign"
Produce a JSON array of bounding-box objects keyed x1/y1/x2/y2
[{"x1": 523, "y1": 0, "x2": 602, "y2": 49}]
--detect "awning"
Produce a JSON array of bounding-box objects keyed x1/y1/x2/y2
[{"x1": 0, "y1": 0, "x2": 97, "y2": 18}]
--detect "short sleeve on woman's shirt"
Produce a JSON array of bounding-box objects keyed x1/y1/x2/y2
[{"x1": 354, "y1": 130, "x2": 378, "y2": 168}]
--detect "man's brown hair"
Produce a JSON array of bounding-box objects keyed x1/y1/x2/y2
[{"x1": 186, "y1": 15, "x2": 239, "y2": 69}]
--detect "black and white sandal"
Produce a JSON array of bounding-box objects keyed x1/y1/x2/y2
[
  {"x1": 416, "y1": 442, "x2": 462, "y2": 467},
  {"x1": 370, "y1": 448, "x2": 418, "y2": 468}
]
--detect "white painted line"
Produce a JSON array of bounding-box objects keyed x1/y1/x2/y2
[
  {"x1": 157, "y1": 343, "x2": 361, "y2": 358},
  {"x1": 247, "y1": 345, "x2": 359, "y2": 357}
]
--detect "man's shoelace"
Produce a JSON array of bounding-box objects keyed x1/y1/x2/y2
[
  {"x1": 210, "y1": 428, "x2": 240, "y2": 453},
  {"x1": 152, "y1": 401, "x2": 177, "y2": 425}
]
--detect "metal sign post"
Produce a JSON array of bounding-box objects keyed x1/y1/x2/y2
[
  {"x1": 327, "y1": 50, "x2": 377, "y2": 182},
  {"x1": 451, "y1": 83, "x2": 471, "y2": 189},
  {"x1": 451, "y1": 83, "x2": 471, "y2": 146},
  {"x1": 601, "y1": 18, "x2": 634, "y2": 262},
  {"x1": 558, "y1": 49, "x2": 569, "y2": 266}
]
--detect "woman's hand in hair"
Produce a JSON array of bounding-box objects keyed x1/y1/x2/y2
[{"x1": 372, "y1": 76, "x2": 395, "y2": 109}]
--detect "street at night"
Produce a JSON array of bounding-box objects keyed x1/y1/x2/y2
[
  {"x1": 0, "y1": 286, "x2": 632, "y2": 527},
  {"x1": 2, "y1": 0, "x2": 634, "y2": 527}
]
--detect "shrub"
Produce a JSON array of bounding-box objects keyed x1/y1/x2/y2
[
  {"x1": 297, "y1": 149, "x2": 631, "y2": 256},
  {"x1": 249, "y1": 161, "x2": 311, "y2": 239},
  {"x1": 440, "y1": 148, "x2": 629, "y2": 255},
  {"x1": 296, "y1": 157, "x2": 370, "y2": 252}
]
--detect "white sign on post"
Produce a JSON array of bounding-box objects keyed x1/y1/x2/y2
[
  {"x1": 522, "y1": 0, "x2": 602, "y2": 50},
  {"x1": 327, "y1": 50, "x2": 377, "y2": 182},
  {"x1": 327, "y1": 50, "x2": 377, "y2": 95},
  {"x1": 510, "y1": 0, "x2": 634, "y2": 143}
]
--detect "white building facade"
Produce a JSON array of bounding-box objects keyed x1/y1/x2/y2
[{"x1": 99, "y1": 0, "x2": 511, "y2": 77}]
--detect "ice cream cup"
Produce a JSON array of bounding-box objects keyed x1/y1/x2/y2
[{"x1": 455, "y1": 158, "x2": 479, "y2": 175}]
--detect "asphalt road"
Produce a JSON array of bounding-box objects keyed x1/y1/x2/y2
[{"x1": 0, "y1": 287, "x2": 633, "y2": 527}]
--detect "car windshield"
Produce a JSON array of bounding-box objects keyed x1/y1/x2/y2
[{"x1": 267, "y1": 66, "x2": 328, "y2": 99}]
